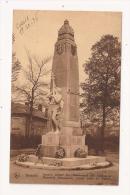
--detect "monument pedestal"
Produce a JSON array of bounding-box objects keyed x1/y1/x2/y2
[
  {"x1": 25, "y1": 155, "x2": 107, "y2": 168},
  {"x1": 42, "y1": 131, "x2": 88, "y2": 158}
]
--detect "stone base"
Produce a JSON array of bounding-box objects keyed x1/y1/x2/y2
[
  {"x1": 43, "y1": 156, "x2": 106, "y2": 167},
  {"x1": 17, "y1": 155, "x2": 109, "y2": 169},
  {"x1": 42, "y1": 131, "x2": 88, "y2": 158},
  {"x1": 41, "y1": 145, "x2": 88, "y2": 158}
]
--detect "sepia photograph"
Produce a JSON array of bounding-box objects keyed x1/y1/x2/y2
[{"x1": 10, "y1": 10, "x2": 121, "y2": 185}]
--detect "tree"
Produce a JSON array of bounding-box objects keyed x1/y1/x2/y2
[
  {"x1": 16, "y1": 50, "x2": 51, "y2": 137},
  {"x1": 12, "y1": 53, "x2": 21, "y2": 83},
  {"x1": 12, "y1": 34, "x2": 21, "y2": 85},
  {"x1": 81, "y1": 35, "x2": 121, "y2": 152}
]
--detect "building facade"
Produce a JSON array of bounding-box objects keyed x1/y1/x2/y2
[{"x1": 11, "y1": 102, "x2": 48, "y2": 136}]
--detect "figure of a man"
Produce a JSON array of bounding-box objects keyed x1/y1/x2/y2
[
  {"x1": 47, "y1": 73, "x2": 64, "y2": 133},
  {"x1": 50, "y1": 87, "x2": 64, "y2": 132}
]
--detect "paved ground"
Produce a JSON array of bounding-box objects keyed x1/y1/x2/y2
[{"x1": 10, "y1": 152, "x2": 119, "y2": 185}]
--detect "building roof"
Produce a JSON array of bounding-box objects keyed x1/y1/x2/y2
[{"x1": 11, "y1": 102, "x2": 47, "y2": 120}]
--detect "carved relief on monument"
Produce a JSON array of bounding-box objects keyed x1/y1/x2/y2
[{"x1": 56, "y1": 43, "x2": 64, "y2": 55}]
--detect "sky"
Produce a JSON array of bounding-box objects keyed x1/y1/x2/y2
[{"x1": 13, "y1": 10, "x2": 122, "y2": 84}]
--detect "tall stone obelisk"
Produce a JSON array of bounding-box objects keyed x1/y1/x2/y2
[
  {"x1": 52, "y1": 19, "x2": 81, "y2": 135},
  {"x1": 17, "y1": 20, "x2": 108, "y2": 170},
  {"x1": 42, "y1": 20, "x2": 87, "y2": 158}
]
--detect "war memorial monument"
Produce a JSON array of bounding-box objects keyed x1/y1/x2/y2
[{"x1": 16, "y1": 20, "x2": 109, "y2": 169}]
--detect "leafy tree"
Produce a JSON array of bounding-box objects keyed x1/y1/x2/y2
[{"x1": 81, "y1": 35, "x2": 121, "y2": 152}]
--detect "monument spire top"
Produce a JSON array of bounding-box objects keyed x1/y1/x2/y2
[
  {"x1": 58, "y1": 19, "x2": 74, "y2": 38},
  {"x1": 64, "y1": 19, "x2": 69, "y2": 25}
]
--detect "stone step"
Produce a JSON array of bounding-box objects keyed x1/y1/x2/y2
[{"x1": 27, "y1": 155, "x2": 106, "y2": 167}]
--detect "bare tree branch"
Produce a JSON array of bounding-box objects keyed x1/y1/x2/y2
[{"x1": 14, "y1": 49, "x2": 51, "y2": 137}]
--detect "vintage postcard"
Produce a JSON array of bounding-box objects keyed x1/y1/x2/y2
[{"x1": 10, "y1": 10, "x2": 121, "y2": 185}]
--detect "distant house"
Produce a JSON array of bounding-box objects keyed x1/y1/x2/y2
[{"x1": 11, "y1": 102, "x2": 48, "y2": 137}]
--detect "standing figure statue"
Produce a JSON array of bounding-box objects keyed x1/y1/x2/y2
[{"x1": 47, "y1": 72, "x2": 64, "y2": 133}]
